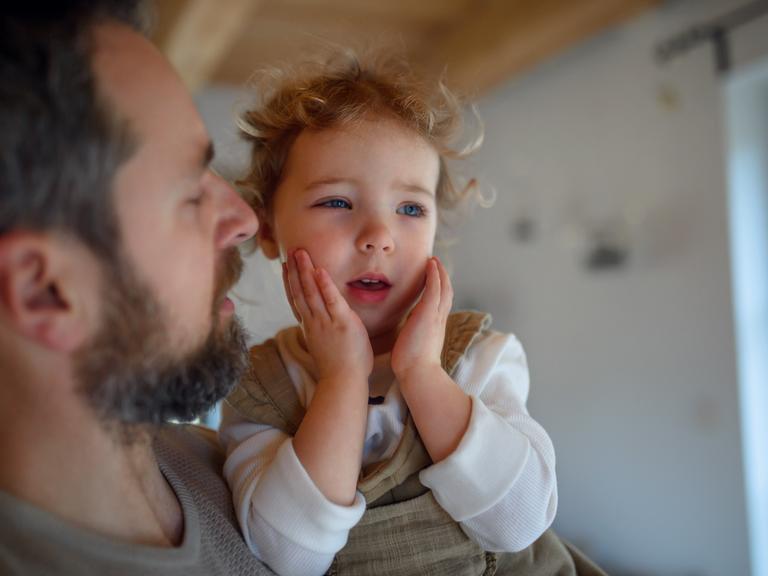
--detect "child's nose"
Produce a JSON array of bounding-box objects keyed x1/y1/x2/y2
[{"x1": 357, "y1": 220, "x2": 394, "y2": 254}]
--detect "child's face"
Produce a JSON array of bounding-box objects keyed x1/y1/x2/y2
[{"x1": 260, "y1": 117, "x2": 440, "y2": 349}]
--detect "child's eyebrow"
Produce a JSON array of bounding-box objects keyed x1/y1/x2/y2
[
  {"x1": 304, "y1": 177, "x2": 354, "y2": 191},
  {"x1": 304, "y1": 177, "x2": 435, "y2": 197},
  {"x1": 394, "y1": 180, "x2": 435, "y2": 197}
]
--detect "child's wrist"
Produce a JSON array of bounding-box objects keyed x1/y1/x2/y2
[
  {"x1": 395, "y1": 362, "x2": 444, "y2": 388},
  {"x1": 317, "y1": 369, "x2": 370, "y2": 389}
]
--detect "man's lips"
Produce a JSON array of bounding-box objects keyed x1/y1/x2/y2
[
  {"x1": 214, "y1": 249, "x2": 243, "y2": 318},
  {"x1": 219, "y1": 296, "x2": 235, "y2": 315}
]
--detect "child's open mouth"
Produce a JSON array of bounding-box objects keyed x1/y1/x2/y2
[
  {"x1": 347, "y1": 275, "x2": 392, "y2": 303},
  {"x1": 349, "y1": 279, "x2": 389, "y2": 291}
]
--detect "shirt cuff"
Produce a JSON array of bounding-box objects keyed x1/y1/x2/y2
[
  {"x1": 251, "y1": 438, "x2": 366, "y2": 553},
  {"x1": 419, "y1": 396, "x2": 530, "y2": 521}
]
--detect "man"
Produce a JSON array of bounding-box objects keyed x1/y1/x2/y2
[{"x1": 0, "y1": 1, "x2": 274, "y2": 573}]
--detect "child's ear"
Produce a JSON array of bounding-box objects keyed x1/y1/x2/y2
[
  {"x1": 256, "y1": 215, "x2": 280, "y2": 260},
  {"x1": 0, "y1": 232, "x2": 91, "y2": 352}
]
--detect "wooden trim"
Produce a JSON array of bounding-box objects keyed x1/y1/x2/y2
[
  {"x1": 431, "y1": 0, "x2": 661, "y2": 96},
  {"x1": 162, "y1": 0, "x2": 261, "y2": 92}
]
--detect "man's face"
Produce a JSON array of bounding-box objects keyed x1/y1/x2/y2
[{"x1": 75, "y1": 24, "x2": 258, "y2": 425}]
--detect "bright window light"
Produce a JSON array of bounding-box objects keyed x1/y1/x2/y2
[{"x1": 726, "y1": 59, "x2": 768, "y2": 576}]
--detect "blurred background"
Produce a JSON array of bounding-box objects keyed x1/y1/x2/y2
[{"x1": 152, "y1": 1, "x2": 768, "y2": 574}]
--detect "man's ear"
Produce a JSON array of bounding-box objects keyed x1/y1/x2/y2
[
  {"x1": 256, "y1": 214, "x2": 280, "y2": 260},
  {"x1": 0, "y1": 232, "x2": 91, "y2": 352}
]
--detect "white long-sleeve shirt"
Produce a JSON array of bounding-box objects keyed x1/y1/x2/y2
[{"x1": 220, "y1": 327, "x2": 557, "y2": 576}]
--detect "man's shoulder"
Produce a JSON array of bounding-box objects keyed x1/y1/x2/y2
[
  {"x1": 161, "y1": 423, "x2": 223, "y2": 454},
  {"x1": 156, "y1": 422, "x2": 223, "y2": 455},
  {"x1": 153, "y1": 423, "x2": 276, "y2": 575}
]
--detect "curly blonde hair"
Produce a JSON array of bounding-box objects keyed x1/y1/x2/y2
[{"x1": 236, "y1": 49, "x2": 483, "y2": 228}]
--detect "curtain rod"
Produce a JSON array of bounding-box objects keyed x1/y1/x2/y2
[{"x1": 655, "y1": 1, "x2": 768, "y2": 73}]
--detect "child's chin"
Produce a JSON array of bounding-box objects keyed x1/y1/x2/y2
[{"x1": 363, "y1": 320, "x2": 401, "y2": 352}]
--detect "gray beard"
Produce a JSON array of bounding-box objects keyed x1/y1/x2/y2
[{"x1": 74, "y1": 252, "x2": 248, "y2": 430}]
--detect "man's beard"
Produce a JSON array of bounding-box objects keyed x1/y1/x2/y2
[{"x1": 75, "y1": 248, "x2": 248, "y2": 429}]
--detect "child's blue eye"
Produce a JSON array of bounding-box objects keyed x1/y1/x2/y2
[
  {"x1": 318, "y1": 198, "x2": 352, "y2": 209},
  {"x1": 397, "y1": 203, "x2": 425, "y2": 217}
]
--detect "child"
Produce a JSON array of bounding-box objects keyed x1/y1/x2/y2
[{"x1": 220, "y1": 52, "x2": 601, "y2": 576}]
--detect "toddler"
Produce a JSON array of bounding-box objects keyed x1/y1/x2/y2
[{"x1": 220, "y1": 52, "x2": 598, "y2": 576}]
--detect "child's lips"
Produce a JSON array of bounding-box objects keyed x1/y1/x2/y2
[
  {"x1": 346, "y1": 275, "x2": 392, "y2": 303},
  {"x1": 348, "y1": 272, "x2": 391, "y2": 286},
  {"x1": 348, "y1": 280, "x2": 389, "y2": 291}
]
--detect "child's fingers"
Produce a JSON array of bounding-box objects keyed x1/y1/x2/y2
[
  {"x1": 287, "y1": 252, "x2": 312, "y2": 322},
  {"x1": 434, "y1": 257, "x2": 453, "y2": 316},
  {"x1": 282, "y1": 262, "x2": 302, "y2": 323},
  {"x1": 421, "y1": 257, "x2": 441, "y2": 309},
  {"x1": 295, "y1": 250, "x2": 330, "y2": 322},
  {"x1": 314, "y1": 267, "x2": 349, "y2": 320}
]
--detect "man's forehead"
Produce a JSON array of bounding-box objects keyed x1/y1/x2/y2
[
  {"x1": 91, "y1": 22, "x2": 159, "y2": 88},
  {"x1": 90, "y1": 21, "x2": 208, "y2": 153}
]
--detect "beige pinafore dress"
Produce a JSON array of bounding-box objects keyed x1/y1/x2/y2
[{"x1": 225, "y1": 311, "x2": 607, "y2": 576}]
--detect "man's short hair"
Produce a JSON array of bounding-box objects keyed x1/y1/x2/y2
[{"x1": 0, "y1": 1, "x2": 148, "y2": 258}]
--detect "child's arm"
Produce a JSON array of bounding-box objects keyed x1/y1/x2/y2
[
  {"x1": 284, "y1": 249, "x2": 372, "y2": 505},
  {"x1": 220, "y1": 405, "x2": 365, "y2": 576},
  {"x1": 391, "y1": 257, "x2": 472, "y2": 462},
  {"x1": 417, "y1": 333, "x2": 557, "y2": 552},
  {"x1": 220, "y1": 249, "x2": 372, "y2": 576},
  {"x1": 393, "y1": 258, "x2": 557, "y2": 552}
]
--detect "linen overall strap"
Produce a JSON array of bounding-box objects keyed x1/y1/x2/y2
[{"x1": 224, "y1": 339, "x2": 304, "y2": 435}]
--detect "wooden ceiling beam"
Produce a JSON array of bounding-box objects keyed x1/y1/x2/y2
[
  {"x1": 162, "y1": 0, "x2": 261, "y2": 92},
  {"x1": 432, "y1": 0, "x2": 661, "y2": 96},
  {"x1": 268, "y1": 0, "x2": 469, "y2": 24}
]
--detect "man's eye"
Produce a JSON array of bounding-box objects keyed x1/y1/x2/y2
[
  {"x1": 397, "y1": 203, "x2": 425, "y2": 217},
  {"x1": 187, "y1": 188, "x2": 207, "y2": 206},
  {"x1": 318, "y1": 198, "x2": 352, "y2": 209}
]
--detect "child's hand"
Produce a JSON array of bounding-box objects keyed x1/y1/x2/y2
[
  {"x1": 283, "y1": 249, "x2": 373, "y2": 382},
  {"x1": 391, "y1": 256, "x2": 453, "y2": 381}
]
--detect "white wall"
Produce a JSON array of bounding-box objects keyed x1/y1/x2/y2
[
  {"x1": 195, "y1": 1, "x2": 768, "y2": 573},
  {"x1": 450, "y1": 1, "x2": 766, "y2": 574}
]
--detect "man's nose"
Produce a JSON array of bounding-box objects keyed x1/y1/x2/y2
[{"x1": 210, "y1": 171, "x2": 259, "y2": 249}]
